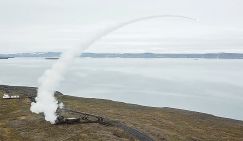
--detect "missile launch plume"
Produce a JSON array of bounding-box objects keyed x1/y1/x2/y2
[{"x1": 30, "y1": 15, "x2": 196, "y2": 124}]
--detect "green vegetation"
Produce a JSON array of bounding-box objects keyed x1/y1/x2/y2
[{"x1": 0, "y1": 85, "x2": 243, "y2": 141}]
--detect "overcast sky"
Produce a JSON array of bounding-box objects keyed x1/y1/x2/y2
[{"x1": 0, "y1": 0, "x2": 243, "y2": 53}]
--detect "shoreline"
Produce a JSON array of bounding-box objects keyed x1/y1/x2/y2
[
  {"x1": 0, "y1": 84, "x2": 242, "y2": 122},
  {"x1": 1, "y1": 84, "x2": 243, "y2": 140}
]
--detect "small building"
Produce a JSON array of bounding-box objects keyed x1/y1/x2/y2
[{"x1": 2, "y1": 93, "x2": 20, "y2": 99}]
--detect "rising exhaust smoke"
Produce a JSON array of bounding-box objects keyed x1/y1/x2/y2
[{"x1": 30, "y1": 15, "x2": 195, "y2": 124}]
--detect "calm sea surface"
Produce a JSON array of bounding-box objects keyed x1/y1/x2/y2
[{"x1": 0, "y1": 58, "x2": 243, "y2": 120}]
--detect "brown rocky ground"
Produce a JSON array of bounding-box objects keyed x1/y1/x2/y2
[{"x1": 0, "y1": 85, "x2": 243, "y2": 141}]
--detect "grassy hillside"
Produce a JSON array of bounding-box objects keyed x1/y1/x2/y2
[{"x1": 0, "y1": 85, "x2": 243, "y2": 141}]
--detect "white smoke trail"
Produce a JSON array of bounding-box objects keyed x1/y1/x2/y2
[{"x1": 30, "y1": 15, "x2": 195, "y2": 124}]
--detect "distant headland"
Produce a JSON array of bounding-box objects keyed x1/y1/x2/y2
[{"x1": 1, "y1": 52, "x2": 243, "y2": 59}]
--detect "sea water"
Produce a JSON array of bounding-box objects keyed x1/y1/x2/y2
[{"x1": 0, "y1": 57, "x2": 243, "y2": 120}]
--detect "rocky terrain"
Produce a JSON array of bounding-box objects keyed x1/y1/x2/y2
[{"x1": 0, "y1": 85, "x2": 243, "y2": 141}]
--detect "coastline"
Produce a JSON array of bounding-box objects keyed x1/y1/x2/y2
[{"x1": 1, "y1": 84, "x2": 243, "y2": 140}]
